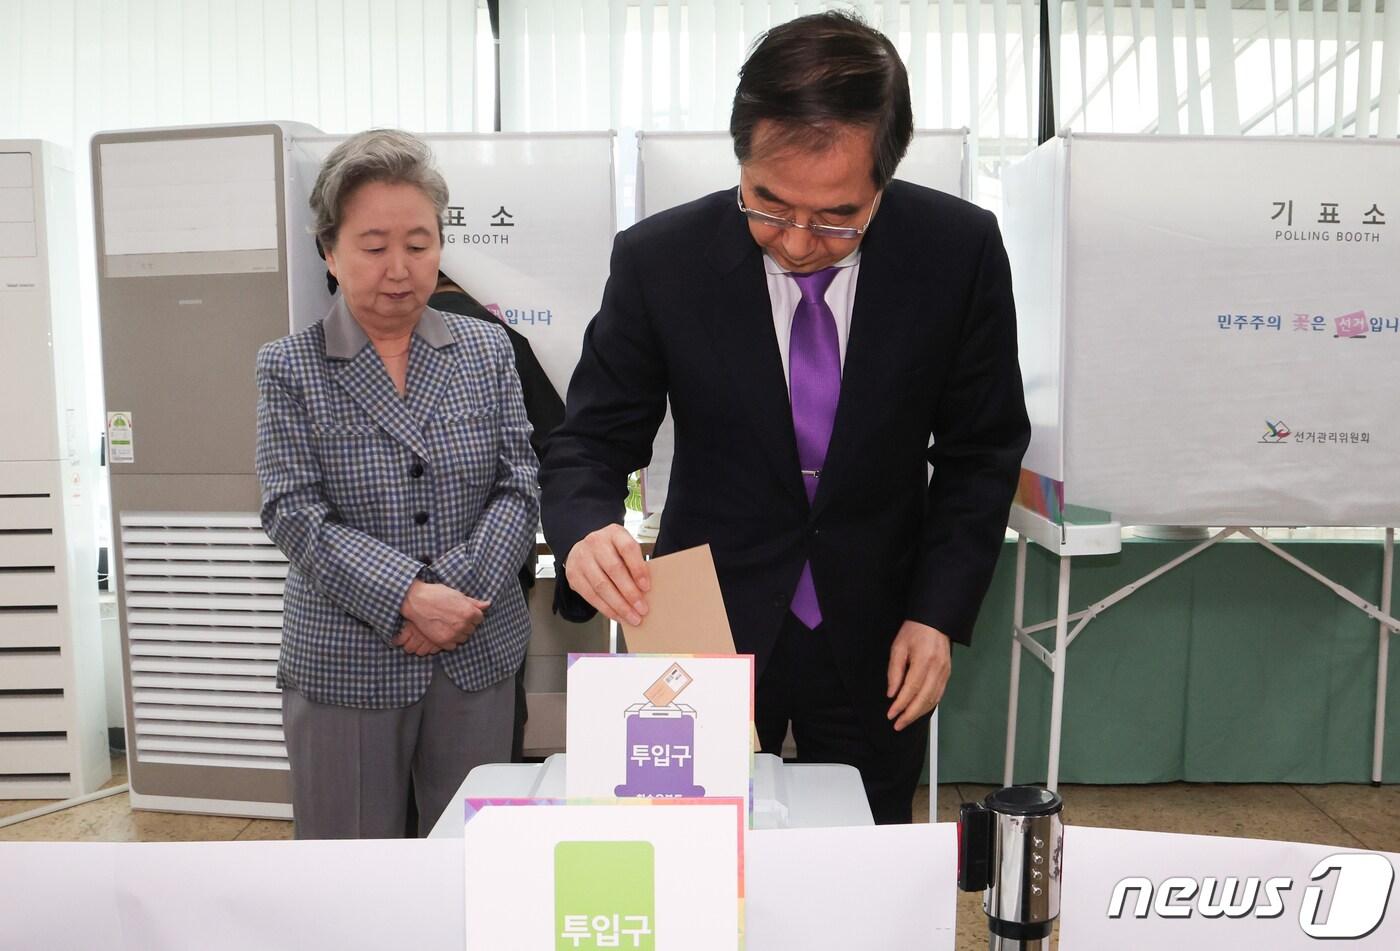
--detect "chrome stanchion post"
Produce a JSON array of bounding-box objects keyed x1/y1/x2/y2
[{"x1": 958, "y1": 786, "x2": 1064, "y2": 951}]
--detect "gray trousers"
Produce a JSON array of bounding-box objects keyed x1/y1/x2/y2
[{"x1": 282, "y1": 664, "x2": 514, "y2": 839}]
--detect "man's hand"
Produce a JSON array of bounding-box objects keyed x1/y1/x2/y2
[
  {"x1": 564, "y1": 525, "x2": 651, "y2": 625},
  {"x1": 885, "y1": 620, "x2": 952, "y2": 732},
  {"x1": 400, "y1": 580, "x2": 490, "y2": 650},
  {"x1": 393, "y1": 620, "x2": 441, "y2": 656}
]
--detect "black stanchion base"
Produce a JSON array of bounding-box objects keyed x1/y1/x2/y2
[{"x1": 987, "y1": 915, "x2": 1054, "y2": 949}]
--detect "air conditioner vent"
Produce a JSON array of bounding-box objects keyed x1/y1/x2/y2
[{"x1": 120, "y1": 513, "x2": 289, "y2": 772}]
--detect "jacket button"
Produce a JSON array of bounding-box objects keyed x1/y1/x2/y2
[
  {"x1": 414, "y1": 511, "x2": 429, "y2": 526},
  {"x1": 772, "y1": 594, "x2": 787, "y2": 608},
  {"x1": 410, "y1": 462, "x2": 424, "y2": 479}
]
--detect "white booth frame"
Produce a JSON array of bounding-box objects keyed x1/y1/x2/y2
[{"x1": 1003, "y1": 506, "x2": 1399, "y2": 792}]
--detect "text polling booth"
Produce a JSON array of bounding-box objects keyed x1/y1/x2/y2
[
  {"x1": 94, "y1": 122, "x2": 329, "y2": 818},
  {"x1": 0, "y1": 141, "x2": 109, "y2": 799},
  {"x1": 1001, "y1": 133, "x2": 1400, "y2": 790},
  {"x1": 287, "y1": 131, "x2": 617, "y2": 760}
]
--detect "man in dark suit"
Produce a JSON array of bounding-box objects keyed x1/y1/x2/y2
[
  {"x1": 540, "y1": 12, "x2": 1029, "y2": 823},
  {"x1": 430, "y1": 272, "x2": 564, "y2": 763}
]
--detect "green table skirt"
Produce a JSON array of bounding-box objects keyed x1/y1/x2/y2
[{"x1": 935, "y1": 536, "x2": 1399, "y2": 785}]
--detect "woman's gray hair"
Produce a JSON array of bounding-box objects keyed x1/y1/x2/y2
[{"x1": 309, "y1": 129, "x2": 449, "y2": 250}]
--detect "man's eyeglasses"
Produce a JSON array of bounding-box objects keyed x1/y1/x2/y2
[{"x1": 737, "y1": 186, "x2": 881, "y2": 240}]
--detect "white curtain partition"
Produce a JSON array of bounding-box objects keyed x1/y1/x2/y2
[
  {"x1": 2, "y1": 2, "x2": 1397, "y2": 195},
  {"x1": 501, "y1": 0, "x2": 1046, "y2": 205},
  {"x1": 0, "y1": 0, "x2": 493, "y2": 146},
  {"x1": 3, "y1": 2, "x2": 1396, "y2": 209},
  {"x1": 501, "y1": 1, "x2": 1399, "y2": 191},
  {"x1": 0, "y1": 0, "x2": 495, "y2": 469}
]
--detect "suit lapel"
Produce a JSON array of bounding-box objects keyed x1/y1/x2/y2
[
  {"x1": 405, "y1": 333, "x2": 457, "y2": 434},
  {"x1": 811, "y1": 194, "x2": 912, "y2": 518},
  {"x1": 326, "y1": 300, "x2": 460, "y2": 460},
  {"x1": 703, "y1": 198, "x2": 807, "y2": 504},
  {"x1": 332, "y1": 346, "x2": 431, "y2": 460}
]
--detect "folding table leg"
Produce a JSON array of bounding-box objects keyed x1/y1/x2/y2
[
  {"x1": 1374, "y1": 527, "x2": 1395, "y2": 785},
  {"x1": 1046, "y1": 554, "x2": 1072, "y2": 793},
  {"x1": 1004, "y1": 534, "x2": 1029, "y2": 788}
]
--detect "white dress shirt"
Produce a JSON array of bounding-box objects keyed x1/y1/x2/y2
[{"x1": 763, "y1": 246, "x2": 862, "y2": 386}]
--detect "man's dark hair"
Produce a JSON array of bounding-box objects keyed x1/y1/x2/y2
[{"x1": 730, "y1": 11, "x2": 913, "y2": 189}]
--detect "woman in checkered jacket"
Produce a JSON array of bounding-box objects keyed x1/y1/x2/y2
[{"x1": 255, "y1": 129, "x2": 539, "y2": 838}]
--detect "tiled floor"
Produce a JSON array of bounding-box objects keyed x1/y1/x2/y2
[
  {"x1": 6, "y1": 756, "x2": 1400, "y2": 950},
  {"x1": 0, "y1": 755, "x2": 292, "y2": 844}
]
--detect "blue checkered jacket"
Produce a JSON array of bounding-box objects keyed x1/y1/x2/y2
[{"x1": 256, "y1": 298, "x2": 539, "y2": 708}]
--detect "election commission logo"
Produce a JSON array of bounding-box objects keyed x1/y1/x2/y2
[
  {"x1": 1260, "y1": 419, "x2": 1292, "y2": 444},
  {"x1": 1107, "y1": 852, "x2": 1396, "y2": 939},
  {"x1": 1255, "y1": 420, "x2": 1373, "y2": 448}
]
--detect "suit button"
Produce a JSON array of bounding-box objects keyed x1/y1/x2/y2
[
  {"x1": 414, "y1": 511, "x2": 429, "y2": 526},
  {"x1": 772, "y1": 594, "x2": 786, "y2": 608},
  {"x1": 410, "y1": 462, "x2": 424, "y2": 479}
]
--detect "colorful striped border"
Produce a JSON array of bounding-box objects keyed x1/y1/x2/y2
[{"x1": 1014, "y1": 468, "x2": 1065, "y2": 525}]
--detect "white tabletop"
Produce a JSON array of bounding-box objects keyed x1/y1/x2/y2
[
  {"x1": 0, "y1": 823, "x2": 957, "y2": 950},
  {"x1": 428, "y1": 752, "x2": 873, "y2": 837}
]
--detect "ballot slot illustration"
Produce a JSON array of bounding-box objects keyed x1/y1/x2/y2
[
  {"x1": 554, "y1": 840, "x2": 656, "y2": 951},
  {"x1": 615, "y1": 663, "x2": 706, "y2": 798}
]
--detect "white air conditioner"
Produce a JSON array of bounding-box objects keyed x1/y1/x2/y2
[
  {"x1": 94, "y1": 123, "x2": 323, "y2": 817},
  {"x1": 0, "y1": 140, "x2": 110, "y2": 799}
]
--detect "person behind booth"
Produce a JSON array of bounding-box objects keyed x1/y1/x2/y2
[
  {"x1": 540, "y1": 13, "x2": 1030, "y2": 824},
  {"x1": 255, "y1": 129, "x2": 539, "y2": 838},
  {"x1": 429, "y1": 272, "x2": 565, "y2": 762}
]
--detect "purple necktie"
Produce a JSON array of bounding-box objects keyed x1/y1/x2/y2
[{"x1": 787, "y1": 266, "x2": 841, "y2": 629}]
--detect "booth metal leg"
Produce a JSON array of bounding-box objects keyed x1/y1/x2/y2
[
  {"x1": 1003, "y1": 535, "x2": 1028, "y2": 788},
  {"x1": 1046, "y1": 555, "x2": 1072, "y2": 792},
  {"x1": 1374, "y1": 527, "x2": 1395, "y2": 785}
]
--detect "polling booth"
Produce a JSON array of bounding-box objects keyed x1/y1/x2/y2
[
  {"x1": 999, "y1": 133, "x2": 1400, "y2": 790},
  {"x1": 94, "y1": 125, "x2": 617, "y2": 817},
  {"x1": 0, "y1": 140, "x2": 109, "y2": 800}
]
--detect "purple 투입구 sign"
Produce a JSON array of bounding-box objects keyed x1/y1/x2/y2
[{"x1": 615, "y1": 705, "x2": 706, "y2": 798}]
